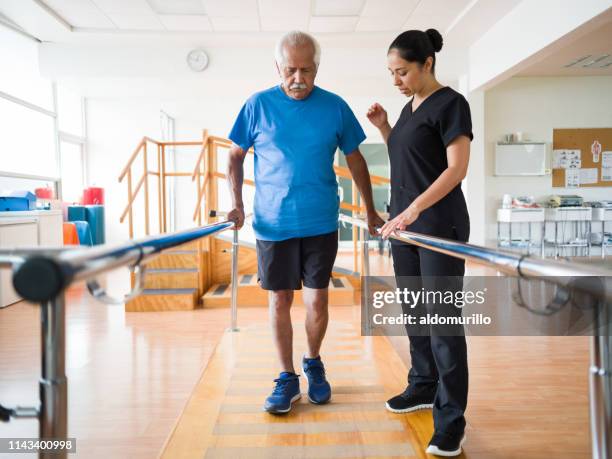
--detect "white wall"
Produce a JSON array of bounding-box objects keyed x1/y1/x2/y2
[
  {"x1": 86, "y1": 98, "x2": 163, "y2": 242},
  {"x1": 484, "y1": 76, "x2": 612, "y2": 241}
]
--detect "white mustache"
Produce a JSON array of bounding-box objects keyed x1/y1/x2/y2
[{"x1": 289, "y1": 83, "x2": 307, "y2": 90}]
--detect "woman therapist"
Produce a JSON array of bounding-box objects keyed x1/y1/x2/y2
[{"x1": 367, "y1": 29, "x2": 472, "y2": 457}]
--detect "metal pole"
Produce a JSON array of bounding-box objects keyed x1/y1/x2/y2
[
  {"x1": 589, "y1": 300, "x2": 611, "y2": 459},
  {"x1": 39, "y1": 293, "x2": 68, "y2": 459},
  {"x1": 361, "y1": 227, "x2": 371, "y2": 336},
  {"x1": 230, "y1": 227, "x2": 239, "y2": 332}
]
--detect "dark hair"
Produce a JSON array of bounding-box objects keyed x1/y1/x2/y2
[{"x1": 388, "y1": 29, "x2": 443, "y2": 73}]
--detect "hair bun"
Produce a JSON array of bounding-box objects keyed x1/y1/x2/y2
[{"x1": 425, "y1": 28, "x2": 443, "y2": 52}]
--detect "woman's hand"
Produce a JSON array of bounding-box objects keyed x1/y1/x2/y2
[
  {"x1": 380, "y1": 204, "x2": 420, "y2": 239},
  {"x1": 367, "y1": 103, "x2": 388, "y2": 129}
]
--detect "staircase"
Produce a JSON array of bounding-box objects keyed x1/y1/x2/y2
[
  {"x1": 119, "y1": 132, "x2": 386, "y2": 312},
  {"x1": 126, "y1": 241, "x2": 201, "y2": 311}
]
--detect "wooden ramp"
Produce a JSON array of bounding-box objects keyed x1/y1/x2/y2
[
  {"x1": 160, "y1": 320, "x2": 453, "y2": 459},
  {"x1": 202, "y1": 275, "x2": 355, "y2": 308}
]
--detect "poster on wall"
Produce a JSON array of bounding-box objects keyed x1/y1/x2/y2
[
  {"x1": 552, "y1": 149, "x2": 581, "y2": 169},
  {"x1": 565, "y1": 169, "x2": 580, "y2": 187},
  {"x1": 579, "y1": 168, "x2": 598, "y2": 184}
]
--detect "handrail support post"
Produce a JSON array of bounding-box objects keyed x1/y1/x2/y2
[
  {"x1": 230, "y1": 226, "x2": 239, "y2": 332},
  {"x1": 39, "y1": 293, "x2": 68, "y2": 459}
]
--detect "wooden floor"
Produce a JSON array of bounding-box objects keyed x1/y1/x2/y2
[{"x1": 0, "y1": 255, "x2": 592, "y2": 458}]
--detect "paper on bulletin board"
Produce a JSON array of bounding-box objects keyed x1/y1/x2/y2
[
  {"x1": 579, "y1": 168, "x2": 598, "y2": 184},
  {"x1": 565, "y1": 169, "x2": 580, "y2": 187},
  {"x1": 553, "y1": 149, "x2": 581, "y2": 169},
  {"x1": 602, "y1": 167, "x2": 612, "y2": 181},
  {"x1": 602, "y1": 151, "x2": 612, "y2": 168}
]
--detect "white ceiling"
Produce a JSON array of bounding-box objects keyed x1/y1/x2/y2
[
  {"x1": 517, "y1": 14, "x2": 612, "y2": 77},
  {"x1": 34, "y1": 0, "x2": 474, "y2": 34}
]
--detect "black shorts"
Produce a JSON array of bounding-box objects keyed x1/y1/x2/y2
[{"x1": 256, "y1": 231, "x2": 338, "y2": 291}]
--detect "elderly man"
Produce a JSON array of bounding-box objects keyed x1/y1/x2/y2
[{"x1": 227, "y1": 30, "x2": 383, "y2": 414}]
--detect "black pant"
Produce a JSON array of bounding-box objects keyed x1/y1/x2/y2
[{"x1": 391, "y1": 241, "x2": 468, "y2": 437}]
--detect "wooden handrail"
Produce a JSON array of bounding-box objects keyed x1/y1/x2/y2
[
  {"x1": 119, "y1": 138, "x2": 145, "y2": 182},
  {"x1": 143, "y1": 136, "x2": 161, "y2": 144},
  {"x1": 334, "y1": 165, "x2": 390, "y2": 185},
  {"x1": 160, "y1": 141, "x2": 202, "y2": 146},
  {"x1": 212, "y1": 171, "x2": 255, "y2": 187},
  {"x1": 209, "y1": 135, "x2": 233, "y2": 146},
  {"x1": 120, "y1": 173, "x2": 146, "y2": 222},
  {"x1": 192, "y1": 175, "x2": 210, "y2": 222},
  {"x1": 192, "y1": 134, "x2": 209, "y2": 181}
]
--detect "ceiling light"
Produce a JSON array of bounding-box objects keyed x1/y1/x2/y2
[
  {"x1": 563, "y1": 55, "x2": 591, "y2": 68},
  {"x1": 582, "y1": 54, "x2": 610, "y2": 67}
]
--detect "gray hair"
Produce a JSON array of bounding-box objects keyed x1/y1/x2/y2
[{"x1": 275, "y1": 30, "x2": 321, "y2": 68}]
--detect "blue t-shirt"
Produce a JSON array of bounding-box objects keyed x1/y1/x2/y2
[{"x1": 229, "y1": 85, "x2": 366, "y2": 241}]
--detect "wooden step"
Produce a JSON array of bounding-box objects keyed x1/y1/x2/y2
[
  {"x1": 147, "y1": 250, "x2": 198, "y2": 269},
  {"x1": 126, "y1": 288, "x2": 198, "y2": 312},
  {"x1": 166, "y1": 240, "x2": 199, "y2": 252},
  {"x1": 144, "y1": 268, "x2": 199, "y2": 289},
  {"x1": 202, "y1": 275, "x2": 354, "y2": 308}
]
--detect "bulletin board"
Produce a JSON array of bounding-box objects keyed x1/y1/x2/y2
[{"x1": 552, "y1": 128, "x2": 612, "y2": 188}]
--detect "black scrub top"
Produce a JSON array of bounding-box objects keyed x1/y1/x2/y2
[{"x1": 387, "y1": 86, "x2": 472, "y2": 241}]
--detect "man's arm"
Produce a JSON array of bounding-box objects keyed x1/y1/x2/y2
[
  {"x1": 227, "y1": 143, "x2": 247, "y2": 228},
  {"x1": 345, "y1": 149, "x2": 385, "y2": 235}
]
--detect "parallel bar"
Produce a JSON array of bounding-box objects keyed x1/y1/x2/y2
[
  {"x1": 339, "y1": 215, "x2": 612, "y2": 291},
  {"x1": 39, "y1": 294, "x2": 67, "y2": 459},
  {"x1": 7, "y1": 221, "x2": 235, "y2": 303}
]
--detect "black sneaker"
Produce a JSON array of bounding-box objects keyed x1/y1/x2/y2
[
  {"x1": 425, "y1": 431, "x2": 466, "y2": 457},
  {"x1": 385, "y1": 386, "x2": 435, "y2": 413}
]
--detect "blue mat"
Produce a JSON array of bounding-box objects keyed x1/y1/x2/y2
[
  {"x1": 85, "y1": 205, "x2": 105, "y2": 245},
  {"x1": 67, "y1": 205, "x2": 87, "y2": 222},
  {"x1": 72, "y1": 220, "x2": 93, "y2": 246}
]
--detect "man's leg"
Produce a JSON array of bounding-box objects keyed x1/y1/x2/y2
[
  {"x1": 257, "y1": 237, "x2": 302, "y2": 413},
  {"x1": 300, "y1": 231, "x2": 337, "y2": 404},
  {"x1": 269, "y1": 289, "x2": 295, "y2": 373},
  {"x1": 302, "y1": 287, "x2": 329, "y2": 359}
]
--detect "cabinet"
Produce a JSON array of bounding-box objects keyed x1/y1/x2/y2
[{"x1": 0, "y1": 210, "x2": 63, "y2": 307}]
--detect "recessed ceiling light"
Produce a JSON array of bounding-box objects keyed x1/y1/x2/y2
[
  {"x1": 563, "y1": 55, "x2": 591, "y2": 67},
  {"x1": 582, "y1": 54, "x2": 610, "y2": 67}
]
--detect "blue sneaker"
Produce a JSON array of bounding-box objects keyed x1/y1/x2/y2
[
  {"x1": 263, "y1": 372, "x2": 301, "y2": 414},
  {"x1": 302, "y1": 356, "x2": 331, "y2": 404}
]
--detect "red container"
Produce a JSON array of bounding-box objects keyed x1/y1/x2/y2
[
  {"x1": 35, "y1": 187, "x2": 54, "y2": 199},
  {"x1": 82, "y1": 187, "x2": 104, "y2": 205}
]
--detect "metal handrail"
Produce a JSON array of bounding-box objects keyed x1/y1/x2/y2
[
  {"x1": 2, "y1": 220, "x2": 235, "y2": 303},
  {"x1": 340, "y1": 214, "x2": 611, "y2": 459},
  {"x1": 339, "y1": 214, "x2": 612, "y2": 301},
  {"x1": 0, "y1": 220, "x2": 237, "y2": 459}
]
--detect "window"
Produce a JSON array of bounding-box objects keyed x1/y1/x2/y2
[
  {"x1": 0, "y1": 96, "x2": 57, "y2": 177},
  {"x1": 0, "y1": 26, "x2": 53, "y2": 110},
  {"x1": 0, "y1": 24, "x2": 88, "y2": 202},
  {"x1": 337, "y1": 143, "x2": 390, "y2": 243},
  {"x1": 59, "y1": 140, "x2": 85, "y2": 203},
  {"x1": 57, "y1": 85, "x2": 84, "y2": 137}
]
